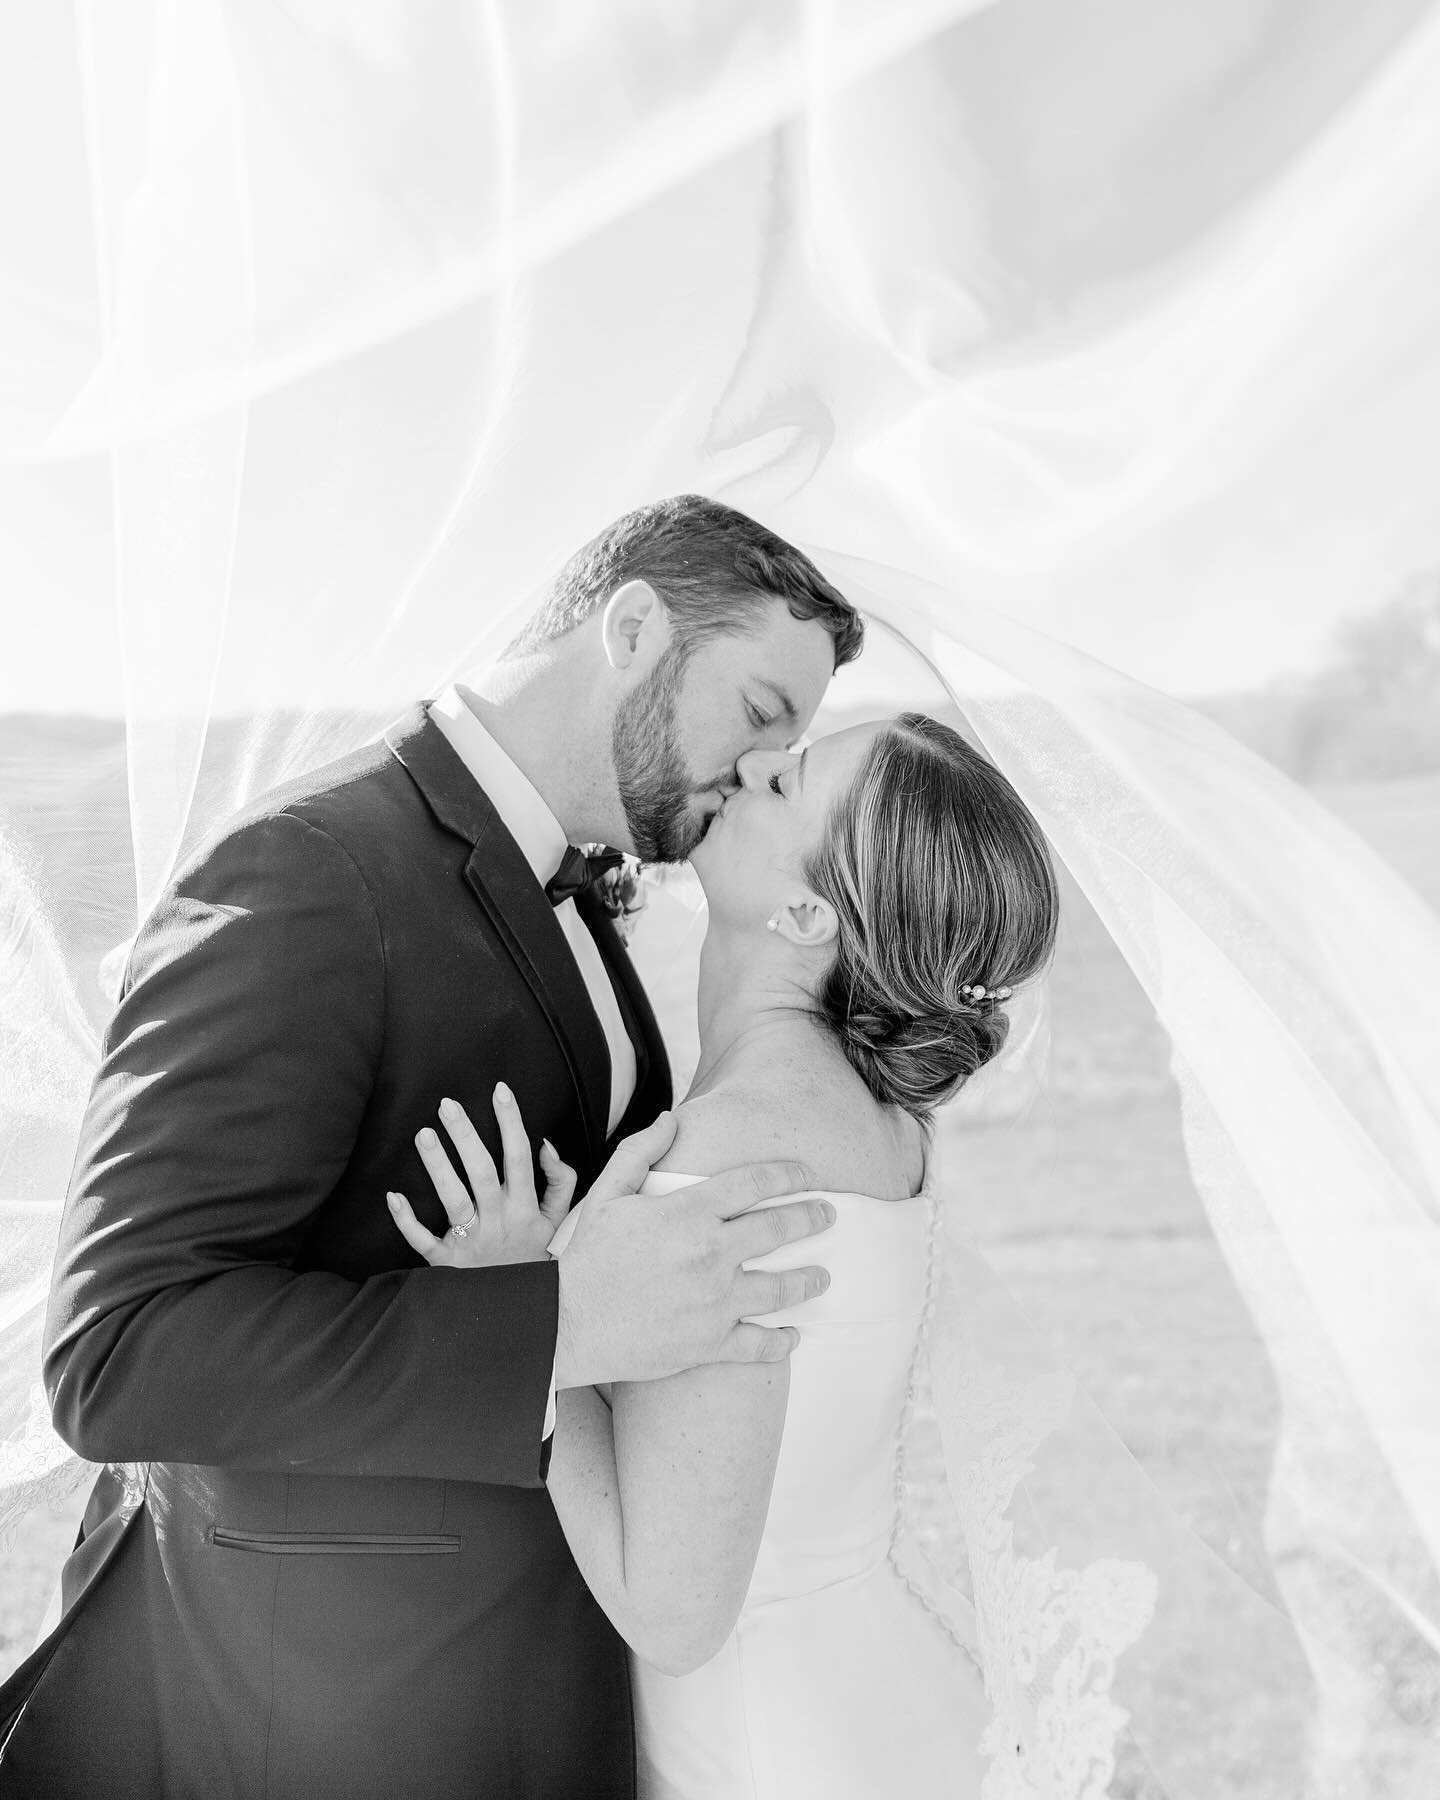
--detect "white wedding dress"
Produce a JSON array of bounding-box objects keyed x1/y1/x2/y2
[{"x1": 552, "y1": 1172, "x2": 989, "y2": 1799}]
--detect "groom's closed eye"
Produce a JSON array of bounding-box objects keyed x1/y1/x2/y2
[{"x1": 745, "y1": 679, "x2": 800, "y2": 735}]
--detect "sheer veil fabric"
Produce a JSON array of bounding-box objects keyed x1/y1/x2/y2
[{"x1": 2, "y1": 4, "x2": 1439, "y2": 1793}]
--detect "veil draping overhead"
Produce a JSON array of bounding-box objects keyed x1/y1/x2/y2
[{"x1": 4, "y1": 3, "x2": 1440, "y2": 1792}]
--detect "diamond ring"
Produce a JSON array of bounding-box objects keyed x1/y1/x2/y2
[{"x1": 452, "y1": 1209, "x2": 478, "y2": 1240}]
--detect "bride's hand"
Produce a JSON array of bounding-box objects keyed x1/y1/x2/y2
[{"x1": 387, "y1": 1085, "x2": 577, "y2": 1266}]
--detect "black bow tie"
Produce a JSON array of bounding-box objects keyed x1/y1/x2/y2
[{"x1": 545, "y1": 844, "x2": 626, "y2": 907}]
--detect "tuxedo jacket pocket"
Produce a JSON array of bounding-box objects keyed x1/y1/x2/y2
[{"x1": 211, "y1": 1525, "x2": 461, "y2": 1555}]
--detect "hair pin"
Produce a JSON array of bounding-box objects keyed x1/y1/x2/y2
[{"x1": 960, "y1": 983, "x2": 1011, "y2": 1003}]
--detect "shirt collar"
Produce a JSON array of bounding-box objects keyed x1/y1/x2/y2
[{"x1": 427, "y1": 684, "x2": 569, "y2": 888}]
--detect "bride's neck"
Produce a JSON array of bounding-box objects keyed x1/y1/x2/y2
[
  {"x1": 688, "y1": 915, "x2": 927, "y2": 1200},
  {"x1": 688, "y1": 922, "x2": 832, "y2": 1098}
]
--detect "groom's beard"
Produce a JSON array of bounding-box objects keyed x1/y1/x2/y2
[{"x1": 611, "y1": 642, "x2": 712, "y2": 864}]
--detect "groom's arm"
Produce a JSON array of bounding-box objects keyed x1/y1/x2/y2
[{"x1": 43, "y1": 809, "x2": 556, "y2": 1487}]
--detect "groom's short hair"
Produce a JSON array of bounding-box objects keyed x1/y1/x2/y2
[{"x1": 508, "y1": 495, "x2": 864, "y2": 667}]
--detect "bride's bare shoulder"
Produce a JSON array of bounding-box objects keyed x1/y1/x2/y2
[{"x1": 654, "y1": 1081, "x2": 923, "y2": 1200}]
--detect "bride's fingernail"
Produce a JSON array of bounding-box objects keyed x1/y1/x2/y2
[
  {"x1": 540, "y1": 1138, "x2": 555, "y2": 1160},
  {"x1": 386, "y1": 1192, "x2": 401, "y2": 1209},
  {"x1": 439, "y1": 1097, "x2": 457, "y2": 1116},
  {"x1": 494, "y1": 1082, "x2": 513, "y2": 1105}
]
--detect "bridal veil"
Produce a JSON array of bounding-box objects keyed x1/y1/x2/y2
[{"x1": 2, "y1": 4, "x2": 1438, "y2": 1792}]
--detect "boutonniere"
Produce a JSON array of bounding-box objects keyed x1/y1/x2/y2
[{"x1": 592, "y1": 853, "x2": 647, "y2": 945}]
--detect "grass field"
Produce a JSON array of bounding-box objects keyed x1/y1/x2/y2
[{"x1": 3, "y1": 725, "x2": 1437, "y2": 1792}]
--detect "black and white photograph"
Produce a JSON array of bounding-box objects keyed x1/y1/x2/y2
[{"x1": 1, "y1": 5, "x2": 1438, "y2": 1796}]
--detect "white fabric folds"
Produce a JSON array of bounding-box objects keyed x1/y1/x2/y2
[{"x1": 2, "y1": 5, "x2": 1439, "y2": 1791}]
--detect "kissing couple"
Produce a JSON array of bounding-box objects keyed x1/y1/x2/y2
[{"x1": 0, "y1": 495, "x2": 1058, "y2": 1798}]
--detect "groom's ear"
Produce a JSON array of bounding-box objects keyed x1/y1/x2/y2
[
  {"x1": 774, "y1": 894, "x2": 839, "y2": 951},
  {"x1": 601, "y1": 579, "x2": 667, "y2": 672}
]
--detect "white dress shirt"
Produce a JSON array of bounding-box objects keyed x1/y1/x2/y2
[
  {"x1": 429, "y1": 684, "x2": 638, "y2": 1135},
  {"x1": 428, "y1": 684, "x2": 639, "y2": 1442}
]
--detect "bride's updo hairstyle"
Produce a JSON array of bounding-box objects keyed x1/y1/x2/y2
[{"x1": 805, "y1": 713, "x2": 1059, "y2": 1123}]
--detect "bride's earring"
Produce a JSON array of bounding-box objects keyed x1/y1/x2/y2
[{"x1": 766, "y1": 916, "x2": 779, "y2": 932}]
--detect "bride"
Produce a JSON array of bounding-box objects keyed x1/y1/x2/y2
[{"x1": 391, "y1": 710, "x2": 1059, "y2": 1797}]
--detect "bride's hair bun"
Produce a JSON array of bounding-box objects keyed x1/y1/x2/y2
[
  {"x1": 805, "y1": 714, "x2": 1059, "y2": 1123},
  {"x1": 835, "y1": 997, "x2": 1011, "y2": 1119}
]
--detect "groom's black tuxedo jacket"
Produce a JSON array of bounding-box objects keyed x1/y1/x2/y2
[{"x1": 0, "y1": 708, "x2": 671, "y2": 1800}]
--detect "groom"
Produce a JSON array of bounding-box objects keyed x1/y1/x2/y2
[{"x1": 0, "y1": 497, "x2": 863, "y2": 1798}]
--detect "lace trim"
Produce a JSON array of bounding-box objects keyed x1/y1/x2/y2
[
  {"x1": 939, "y1": 1348, "x2": 1159, "y2": 1799},
  {"x1": 0, "y1": 1380, "x2": 93, "y2": 1551},
  {"x1": 890, "y1": 1200, "x2": 1159, "y2": 1797},
  {"x1": 889, "y1": 1192, "x2": 985, "y2": 1666}
]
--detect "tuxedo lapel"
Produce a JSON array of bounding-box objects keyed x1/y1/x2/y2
[
  {"x1": 463, "y1": 838, "x2": 610, "y2": 1166},
  {"x1": 385, "y1": 707, "x2": 611, "y2": 1166},
  {"x1": 576, "y1": 888, "x2": 673, "y2": 1134}
]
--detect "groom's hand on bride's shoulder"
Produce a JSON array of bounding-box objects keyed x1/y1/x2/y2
[{"x1": 551, "y1": 1112, "x2": 835, "y2": 1391}]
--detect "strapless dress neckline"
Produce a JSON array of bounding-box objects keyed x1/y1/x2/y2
[{"x1": 640, "y1": 1168, "x2": 929, "y2": 1207}]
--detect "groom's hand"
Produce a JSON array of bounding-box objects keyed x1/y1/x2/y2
[{"x1": 551, "y1": 1111, "x2": 835, "y2": 1391}]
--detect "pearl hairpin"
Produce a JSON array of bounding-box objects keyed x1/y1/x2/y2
[{"x1": 960, "y1": 982, "x2": 1012, "y2": 1002}]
